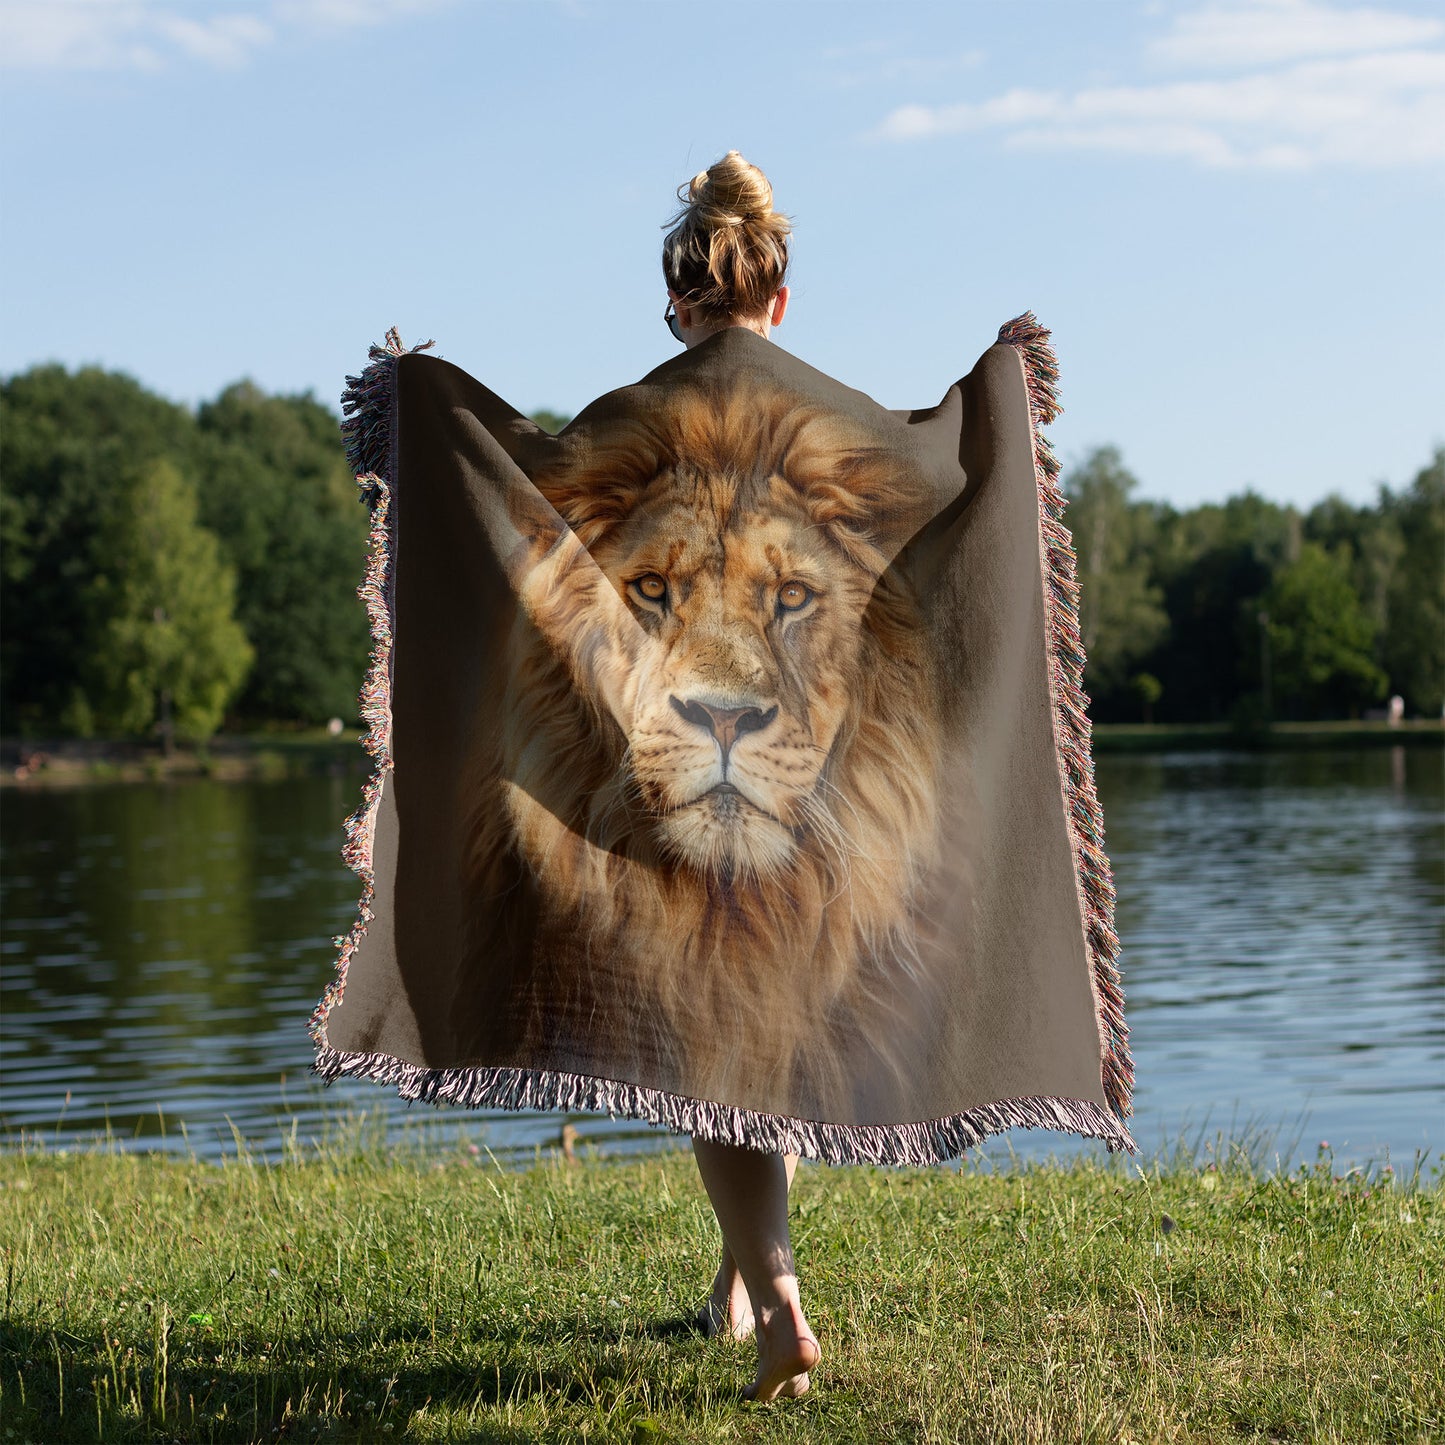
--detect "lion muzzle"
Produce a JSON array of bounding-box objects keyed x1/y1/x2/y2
[{"x1": 668, "y1": 694, "x2": 779, "y2": 772}]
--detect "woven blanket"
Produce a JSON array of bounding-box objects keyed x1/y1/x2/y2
[{"x1": 309, "y1": 315, "x2": 1134, "y2": 1164}]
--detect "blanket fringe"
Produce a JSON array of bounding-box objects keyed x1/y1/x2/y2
[
  {"x1": 312, "y1": 1045, "x2": 1134, "y2": 1164},
  {"x1": 339, "y1": 326, "x2": 434, "y2": 483},
  {"x1": 308, "y1": 329, "x2": 431, "y2": 1051},
  {"x1": 310, "y1": 319, "x2": 1137, "y2": 1165},
  {"x1": 998, "y1": 313, "x2": 1135, "y2": 1133}
]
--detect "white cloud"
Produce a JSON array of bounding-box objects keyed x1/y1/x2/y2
[
  {"x1": 0, "y1": 0, "x2": 453, "y2": 72},
  {"x1": 1151, "y1": 0, "x2": 1443, "y2": 68},
  {"x1": 154, "y1": 12, "x2": 274, "y2": 67},
  {"x1": 278, "y1": 0, "x2": 452, "y2": 28},
  {"x1": 876, "y1": 0, "x2": 1445, "y2": 170}
]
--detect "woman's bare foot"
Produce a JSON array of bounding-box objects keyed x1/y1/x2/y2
[
  {"x1": 690, "y1": 1141, "x2": 814, "y2": 1402},
  {"x1": 743, "y1": 1297, "x2": 820, "y2": 1403},
  {"x1": 697, "y1": 1259, "x2": 754, "y2": 1340}
]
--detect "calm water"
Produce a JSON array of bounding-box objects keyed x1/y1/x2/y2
[{"x1": 2, "y1": 747, "x2": 1441, "y2": 1171}]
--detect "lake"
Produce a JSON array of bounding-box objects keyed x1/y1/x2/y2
[{"x1": 2, "y1": 746, "x2": 1440, "y2": 1172}]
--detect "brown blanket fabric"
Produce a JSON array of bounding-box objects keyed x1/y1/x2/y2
[{"x1": 309, "y1": 314, "x2": 1134, "y2": 1164}]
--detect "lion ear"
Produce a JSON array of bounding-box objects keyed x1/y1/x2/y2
[
  {"x1": 503, "y1": 480, "x2": 567, "y2": 558},
  {"x1": 456, "y1": 388, "x2": 569, "y2": 559},
  {"x1": 792, "y1": 446, "x2": 936, "y2": 564},
  {"x1": 802, "y1": 449, "x2": 900, "y2": 525},
  {"x1": 530, "y1": 421, "x2": 667, "y2": 548}
]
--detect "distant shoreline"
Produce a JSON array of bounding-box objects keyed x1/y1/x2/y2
[
  {"x1": 0, "y1": 729, "x2": 366, "y2": 787},
  {"x1": 2, "y1": 719, "x2": 1440, "y2": 787},
  {"x1": 1083, "y1": 718, "x2": 1444, "y2": 754}
]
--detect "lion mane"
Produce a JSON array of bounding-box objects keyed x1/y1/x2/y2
[{"x1": 452, "y1": 380, "x2": 954, "y2": 1118}]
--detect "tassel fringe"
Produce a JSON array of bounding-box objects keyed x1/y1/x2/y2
[
  {"x1": 312, "y1": 1044, "x2": 1134, "y2": 1163},
  {"x1": 307, "y1": 329, "x2": 431, "y2": 1051},
  {"x1": 309, "y1": 320, "x2": 1137, "y2": 1164},
  {"x1": 339, "y1": 325, "x2": 435, "y2": 484},
  {"x1": 998, "y1": 312, "x2": 1134, "y2": 1132}
]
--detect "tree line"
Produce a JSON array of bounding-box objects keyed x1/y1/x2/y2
[
  {"x1": 1064, "y1": 445, "x2": 1442, "y2": 724},
  {"x1": 1, "y1": 364, "x2": 1440, "y2": 741}
]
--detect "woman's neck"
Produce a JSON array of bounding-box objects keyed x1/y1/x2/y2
[{"x1": 684, "y1": 317, "x2": 771, "y2": 350}]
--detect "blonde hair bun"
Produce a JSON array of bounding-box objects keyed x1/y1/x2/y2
[
  {"x1": 663, "y1": 151, "x2": 791, "y2": 323},
  {"x1": 686, "y1": 150, "x2": 776, "y2": 227}
]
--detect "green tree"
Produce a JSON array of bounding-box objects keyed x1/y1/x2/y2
[
  {"x1": 1260, "y1": 541, "x2": 1386, "y2": 718},
  {"x1": 1381, "y1": 449, "x2": 1445, "y2": 716},
  {"x1": 1, "y1": 366, "x2": 196, "y2": 733},
  {"x1": 1305, "y1": 489, "x2": 1406, "y2": 690},
  {"x1": 86, "y1": 459, "x2": 253, "y2": 745},
  {"x1": 528, "y1": 409, "x2": 573, "y2": 435},
  {"x1": 1129, "y1": 672, "x2": 1163, "y2": 724},
  {"x1": 1062, "y1": 447, "x2": 1169, "y2": 713},
  {"x1": 1146, "y1": 490, "x2": 1298, "y2": 723},
  {"x1": 193, "y1": 383, "x2": 369, "y2": 724}
]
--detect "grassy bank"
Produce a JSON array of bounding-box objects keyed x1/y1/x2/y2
[
  {"x1": 0, "y1": 1138, "x2": 1439, "y2": 1443},
  {"x1": 1089, "y1": 719, "x2": 1445, "y2": 754},
  {"x1": 4, "y1": 719, "x2": 1440, "y2": 787},
  {"x1": 0, "y1": 729, "x2": 366, "y2": 788}
]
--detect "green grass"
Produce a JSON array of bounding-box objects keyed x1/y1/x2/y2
[{"x1": 0, "y1": 1130, "x2": 1439, "y2": 1443}]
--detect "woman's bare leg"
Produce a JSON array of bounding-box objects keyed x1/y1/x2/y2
[
  {"x1": 699, "y1": 1236, "x2": 754, "y2": 1340},
  {"x1": 691, "y1": 1139, "x2": 819, "y2": 1401},
  {"x1": 699, "y1": 1153, "x2": 798, "y2": 1339}
]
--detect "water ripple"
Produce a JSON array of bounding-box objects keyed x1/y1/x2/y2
[{"x1": 1, "y1": 747, "x2": 1440, "y2": 1169}]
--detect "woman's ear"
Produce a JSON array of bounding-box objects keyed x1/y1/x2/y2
[{"x1": 771, "y1": 286, "x2": 789, "y2": 327}]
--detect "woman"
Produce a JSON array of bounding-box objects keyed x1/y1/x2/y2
[
  {"x1": 660, "y1": 150, "x2": 820, "y2": 1405},
  {"x1": 316, "y1": 144, "x2": 1132, "y2": 1414}
]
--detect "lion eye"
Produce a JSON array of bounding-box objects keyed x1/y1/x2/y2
[
  {"x1": 631, "y1": 573, "x2": 668, "y2": 606},
  {"x1": 778, "y1": 580, "x2": 812, "y2": 612}
]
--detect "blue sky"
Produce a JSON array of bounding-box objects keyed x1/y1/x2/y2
[{"x1": 2, "y1": 0, "x2": 1441, "y2": 509}]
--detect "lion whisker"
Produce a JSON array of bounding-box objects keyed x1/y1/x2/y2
[
  {"x1": 794, "y1": 791, "x2": 861, "y2": 917},
  {"x1": 812, "y1": 773, "x2": 886, "y2": 867}
]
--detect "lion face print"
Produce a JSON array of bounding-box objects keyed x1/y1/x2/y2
[
  {"x1": 510, "y1": 382, "x2": 934, "y2": 888},
  {"x1": 591, "y1": 466, "x2": 878, "y2": 880},
  {"x1": 460, "y1": 376, "x2": 955, "y2": 1111}
]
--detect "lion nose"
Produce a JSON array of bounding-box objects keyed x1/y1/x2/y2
[{"x1": 669, "y1": 696, "x2": 778, "y2": 758}]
